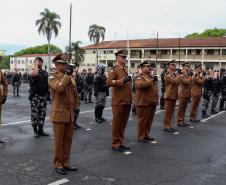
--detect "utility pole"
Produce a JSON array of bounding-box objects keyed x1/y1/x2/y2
[
  {"x1": 69, "y1": 3, "x2": 72, "y2": 63},
  {"x1": 127, "y1": 31, "x2": 131, "y2": 74},
  {"x1": 155, "y1": 32, "x2": 159, "y2": 72},
  {"x1": 179, "y1": 36, "x2": 181, "y2": 68}
]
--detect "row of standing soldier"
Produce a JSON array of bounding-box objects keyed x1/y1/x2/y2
[{"x1": 1, "y1": 50, "x2": 226, "y2": 174}]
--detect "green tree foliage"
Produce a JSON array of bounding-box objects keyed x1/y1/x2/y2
[
  {"x1": 88, "y1": 24, "x2": 106, "y2": 65},
  {"x1": 65, "y1": 41, "x2": 85, "y2": 64},
  {"x1": 186, "y1": 28, "x2": 226, "y2": 38},
  {"x1": 14, "y1": 44, "x2": 62, "y2": 56},
  {"x1": 0, "y1": 56, "x2": 10, "y2": 69}
]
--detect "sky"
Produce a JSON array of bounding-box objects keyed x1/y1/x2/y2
[{"x1": 0, "y1": 0, "x2": 226, "y2": 55}]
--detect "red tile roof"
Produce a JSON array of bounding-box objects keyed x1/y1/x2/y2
[
  {"x1": 15, "y1": 53, "x2": 58, "y2": 58},
  {"x1": 84, "y1": 37, "x2": 226, "y2": 49}
]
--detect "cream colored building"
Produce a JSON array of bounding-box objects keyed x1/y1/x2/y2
[
  {"x1": 10, "y1": 54, "x2": 57, "y2": 73},
  {"x1": 83, "y1": 37, "x2": 226, "y2": 73}
]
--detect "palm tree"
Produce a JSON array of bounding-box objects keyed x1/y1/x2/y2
[
  {"x1": 65, "y1": 41, "x2": 85, "y2": 65},
  {"x1": 35, "y1": 8, "x2": 61, "y2": 71},
  {"x1": 88, "y1": 24, "x2": 106, "y2": 66}
]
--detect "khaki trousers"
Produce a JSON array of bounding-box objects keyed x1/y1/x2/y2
[
  {"x1": 136, "y1": 105, "x2": 156, "y2": 140},
  {"x1": 177, "y1": 97, "x2": 190, "y2": 123},
  {"x1": 163, "y1": 99, "x2": 176, "y2": 129},
  {"x1": 190, "y1": 95, "x2": 201, "y2": 120},
  {"x1": 52, "y1": 122, "x2": 73, "y2": 169},
  {"x1": 112, "y1": 105, "x2": 131, "y2": 148}
]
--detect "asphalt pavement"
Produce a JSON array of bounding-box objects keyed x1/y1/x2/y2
[{"x1": 1, "y1": 83, "x2": 226, "y2": 185}]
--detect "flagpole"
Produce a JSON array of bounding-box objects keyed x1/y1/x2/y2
[
  {"x1": 127, "y1": 31, "x2": 131, "y2": 74},
  {"x1": 69, "y1": 3, "x2": 72, "y2": 63}
]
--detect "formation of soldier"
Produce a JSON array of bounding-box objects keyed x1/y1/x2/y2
[{"x1": 1, "y1": 50, "x2": 226, "y2": 175}]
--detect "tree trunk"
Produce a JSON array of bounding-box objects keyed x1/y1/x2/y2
[{"x1": 47, "y1": 39, "x2": 51, "y2": 72}]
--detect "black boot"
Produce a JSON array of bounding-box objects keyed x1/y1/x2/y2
[
  {"x1": 202, "y1": 111, "x2": 210, "y2": 118},
  {"x1": 100, "y1": 107, "x2": 106, "y2": 122},
  {"x1": 33, "y1": 125, "x2": 39, "y2": 137},
  {"x1": 211, "y1": 109, "x2": 218, "y2": 115},
  {"x1": 95, "y1": 107, "x2": 102, "y2": 123},
  {"x1": 219, "y1": 101, "x2": 225, "y2": 111},
  {"x1": 38, "y1": 126, "x2": 49, "y2": 136}
]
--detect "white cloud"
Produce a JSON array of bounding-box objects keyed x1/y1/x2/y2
[{"x1": 0, "y1": 0, "x2": 226, "y2": 51}]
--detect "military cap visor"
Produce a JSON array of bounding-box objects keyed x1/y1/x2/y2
[
  {"x1": 167, "y1": 62, "x2": 176, "y2": 67},
  {"x1": 182, "y1": 62, "x2": 191, "y2": 67},
  {"x1": 194, "y1": 64, "x2": 202, "y2": 69},
  {"x1": 115, "y1": 50, "x2": 128, "y2": 57},
  {"x1": 52, "y1": 53, "x2": 70, "y2": 64}
]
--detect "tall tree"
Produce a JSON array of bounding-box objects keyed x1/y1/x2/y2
[
  {"x1": 65, "y1": 41, "x2": 85, "y2": 64},
  {"x1": 185, "y1": 28, "x2": 226, "y2": 38},
  {"x1": 35, "y1": 8, "x2": 61, "y2": 70},
  {"x1": 88, "y1": 24, "x2": 106, "y2": 66}
]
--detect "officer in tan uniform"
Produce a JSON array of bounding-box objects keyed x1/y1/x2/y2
[
  {"x1": 48, "y1": 53, "x2": 79, "y2": 175},
  {"x1": 107, "y1": 50, "x2": 132, "y2": 152},
  {"x1": 177, "y1": 62, "x2": 192, "y2": 127},
  {"x1": 0, "y1": 69, "x2": 8, "y2": 143},
  {"x1": 135, "y1": 60, "x2": 158, "y2": 143},
  {"x1": 190, "y1": 64, "x2": 205, "y2": 122},
  {"x1": 163, "y1": 60, "x2": 179, "y2": 132}
]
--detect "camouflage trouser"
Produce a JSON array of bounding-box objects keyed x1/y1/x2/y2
[
  {"x1": 211, "y1": 91, "x2": 220, "y2": 110},
  {"x1": 13, "y1": 82, "x2": 20, "y2": 96},
  {"x1": 220, "y1": 93, "x2": 226, "y2": 110},
  {"x1": 84, "y1": 86, "x2": 93, "y2": 102},
  {"x1": 95, "y1": 92, "x2": 106, "y2": 108},
  {"x1": 31, "y1": 94, "x2": 47, "y2": 127},
  {"x1": 132, "y1": 93, "x2": 136, "y2": 114},
  {"x1": 202, "y1": 89, "x2": 212, "y2": 113}
]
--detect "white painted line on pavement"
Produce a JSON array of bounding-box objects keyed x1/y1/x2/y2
[
  {"x1": 201, "y1": 111, "x2": 226, "y2": 122},
  {"x1": 1, "y1": 107, "x2": 112, "y2": 126},
  {"x1": 48, "y1": 178, "x2": 69, "y2": 185},
  {"x1": 123, "y1": 151, "x2": 132, "y2": 155}
]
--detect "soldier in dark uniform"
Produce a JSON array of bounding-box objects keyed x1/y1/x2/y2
[
  {"x1": 29, "y1": 57, "x2": 49, "y2": 137},
  {"x1": 202, "y1": 69, "x2": 214, "y2": 118},
  {"x1": 80, "y1": 69, "x2": 87, "y2": 101},
  {"x1": 73, "y1": 64, "x2": 82, "y2": 130},
  {"x1": 211, "y1": 70, "x2": 221, "y2": 114},
  {"x1": 84, "y1": 68, "x2": 94, "y2": 103},
  {"x1": 94, "y1": 64, "x2": 109, "y2": 123},
  {"x1": 160, "y1": 67, "x2": 167, "y2": 110},
  {"x1": 219, "y1": 74, "x2": 226, "y2": 111},
  {"x1": 12, "y1": 69, "x2": 21, "y2": 97}
]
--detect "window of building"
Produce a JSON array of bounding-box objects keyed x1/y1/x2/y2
[
  {"x1": 160, "y1": 63, "x2": 167, "y2": 68},
  {"x1": 22, "y1": 60, "x2": 25, "y2": 64},
  {"x1": 92, "y1": 64, "x2": 95, "y2": 66},
  {"x1": 87, "y1": 63, "x2": 90, "y2": 66},
  {"x1": 172, "y1": 50, "x2": 177, "y2": 55},
  {"x1": 108, "y1": 62, "x2": 113, "y2": 68},
  {"x1": 222, "y1": 49, "x2": 226, "y2": 55},
  {"x1": 11, "y1": 61, "x2": 13, "y2": 64},
  {"x1": 18, "y1": 60, "x2": 20, "y2": 64},
  {"x1": 82, "y1": 63, "x2": 86, "y2": 66},
  {"x1": 196, "y1": 49, "x2": 201, "y2": 55},
  {"x1": 187, "y1": 50, "x2": 192, "y2": 55},
  {"x1": 107, "y1": 50, "x2": 114, "y2": 54},
  {"x1": 150, "y1": 50, "x2": 156, "y2": 55},
  {"x1": 93, "y1": 50, "x2": 96, "y2": 54},
  {"x1": 206, "y1": 49, "x2": 214, "y2": 55},
  {"x1": 131, "y1": 63, "x2": 135, "y2": 68},
  {"x1": 21, "y1": 68, "x2": 24, "y2": 71},
  {"x1": 205, "y1": 63, "x2": 214, "y2": 69},
  {"x1": 160, "y1": 50, "x2": 168, "y2": 55}
]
